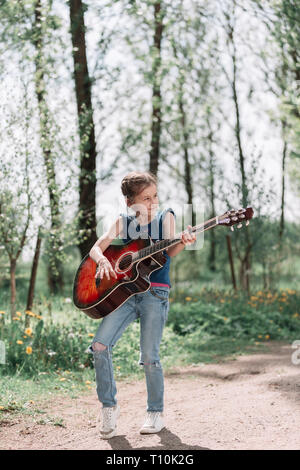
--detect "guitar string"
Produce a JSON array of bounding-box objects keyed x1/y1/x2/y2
[
  {"x1": 132, "y1": 217, "x2": 219, "y2": 263},
  {"x1": 131, "y1": 209, "x2": 247, "y2": 263}
]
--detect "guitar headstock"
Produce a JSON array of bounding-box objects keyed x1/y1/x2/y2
[{"x1": 218, "y1": 207, "x2": 254, "y2": 230}]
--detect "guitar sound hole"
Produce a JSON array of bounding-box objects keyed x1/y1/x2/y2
[{"x1": 119, "y1": 254, "x2": 132, "y2": 271}]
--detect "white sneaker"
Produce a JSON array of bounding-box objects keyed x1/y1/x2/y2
[
  {"x1": 99, "y1": 404, "x2": 120, "y2": 439},
  {"x1": 139, "y1": 411, "x2": 164, "y2": 434}
]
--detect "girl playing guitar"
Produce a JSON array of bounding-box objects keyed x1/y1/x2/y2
[{"x1": 88, "y1": 170, "x2": 196, "y2": 439}]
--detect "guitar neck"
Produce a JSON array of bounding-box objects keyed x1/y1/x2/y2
[{"x1": 133, "y1": 215, "x2": 219, "y2": 262}]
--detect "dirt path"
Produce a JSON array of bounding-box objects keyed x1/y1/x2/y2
[{"x1": 1, "y1": 341, "x2": 300, "y2": 450}]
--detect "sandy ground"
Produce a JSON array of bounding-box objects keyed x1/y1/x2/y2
[{"x1": 1, "y1": 341, "x2": 300, "y2": 450}]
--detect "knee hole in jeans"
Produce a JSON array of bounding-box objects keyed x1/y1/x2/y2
[{"x1": 92, "y1": 342, "x2": 107, "y2": 352}]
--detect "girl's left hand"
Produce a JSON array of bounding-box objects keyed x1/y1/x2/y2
[{"x1": 181, "y1": 225, "x2": 197, "y2": 246}]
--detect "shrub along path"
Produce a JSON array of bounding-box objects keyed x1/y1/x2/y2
[{"x1": 1, "y1": 341, "x2": 299, "y2": 450}]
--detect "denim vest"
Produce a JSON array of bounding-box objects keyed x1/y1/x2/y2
[{"x1": 119, "y1": 208, "x2": 175, "y2": 288}]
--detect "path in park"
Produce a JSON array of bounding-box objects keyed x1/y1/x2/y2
[{"x1": 1, "y1": 341, "x2": 300, "y2": 450}]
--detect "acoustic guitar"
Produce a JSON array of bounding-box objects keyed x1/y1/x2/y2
[{"x1": 73, "y1": 207, "x2": 254, "y2": 319}]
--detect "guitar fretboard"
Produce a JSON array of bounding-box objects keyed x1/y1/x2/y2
[{"x1": 134, "y1": 216, "x2": 218, "y2": 262}]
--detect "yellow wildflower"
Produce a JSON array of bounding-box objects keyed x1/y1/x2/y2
[
  {"x1": 36, "y1": 315, "x2": 43, "y2": 320},
  {"x1": 185, "y1": 297, "x2": 192, "y2": 301},
  {"x1": 85, "y1": 380, "x2": 91, "y2": 385},
  {"x1": 88, "y1": 333, "x2": 94, "y2": 337},
  {"x1": 223, "y1": 317, "x2": 228, "y2": 321},
  {"x1": 59, "y1": 378, "x2": 66, "y2": 382},
  {"x1": 12, "y1": 317, "x2": 20, "y2": 321},
  {"x1": 265, "y1": 334, "x2": 270, "y2": 340},
  {"x1": 25, "y1": 328, "x2": 33, "y2": 336},
  {"x1": 258, "y1": 335, "x2": 262, "y2": 339},
  {"x1": 220, "y1": 299, "x2": 225, "y2": 303},
  {"x1": 17, "y1": 340, "x2": 23, "y2": 345},
  {"x1": 0, "y1": 311, "x2": 5, "y2": 314},
  {"x1": 25, "y1": 310, "x2": 36, "y2": 317},
  {"x1": 26, "y1": 346, "x2": 32, "y2": 355},
  {"x1": 16, "y1": 311, "x2": 22, "y2": 317}
]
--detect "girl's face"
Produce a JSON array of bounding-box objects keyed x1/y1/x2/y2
[{"x1": 129, "y1": 183, "x2": 159, "y2": 217}]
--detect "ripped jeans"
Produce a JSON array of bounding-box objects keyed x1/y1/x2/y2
[{"x1": 88, "y1": 285, "x2": 170, "y2": 412}]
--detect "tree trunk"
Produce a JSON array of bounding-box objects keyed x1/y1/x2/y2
[
  {"x1": 69, "y1": 0, "x2": 97, "y2": 258},
  {"x1": 179, "y1": 84, "x2": 195, "y2": 225},
  {"x1": 208, "y1": 126, "x2": 216, "y2": 272},
  {"x1": 279, "y1": 120, "x2": 287, "y2": 243},
  {"x1": 25, "y1": 227, "x2": 42, "y2": 328},
  {"x1": 262, "y1": 259, "x2": 268, "y2": 290},
  {"x1": 149, "y1": 1, "x2": 164, "y2": 176},
  {"x1": 10, "y1": 259, "x2": 17, "y2": 321},
  {"x1": 33, "y1": 0, "x2": 64, "y2": 294},
  {"x1": 226, "y1": 235, "x2": 237, "y2": 291},
  {"x1": 228, "y1": 11, "x2": 251, "y2": 294}
]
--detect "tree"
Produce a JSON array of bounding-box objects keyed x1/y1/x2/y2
[
  {"x1": 0, "y1": 87, "x2": 34, "y2": 319},
  {"x1": 221, "y1": 0, "x2": 252, "y2": 293},
  {"x1": 69, "y1": 0, "x2": 98, "y2": 258},
  {"x1": 33, "y1": 0, "x2": 64, "y2": 293},
  {"x1": 149, "y1": 0, "x2": 164, "y2": 176}
]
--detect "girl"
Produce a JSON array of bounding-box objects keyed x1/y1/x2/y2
[{"x1": 88, "y1": 171, "x2": 196, "y2": 439}]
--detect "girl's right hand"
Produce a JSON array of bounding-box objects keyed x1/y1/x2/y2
[{"x1": 95, "y1": 256, "x2": 117, "y2": 280}]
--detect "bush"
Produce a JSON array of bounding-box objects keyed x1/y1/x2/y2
[
  {"x1": 0, "y1": 313, "x2": 95, "y2": 376},
  {"x1": 167, "y1": 288, "x2": 300, "y2": 341},
  {"x1": 1, "y1": 288, "x2": 299, "y2": 378},
  {"x1": 0, "y1": 309, "x2": 181, "y2": 378}
]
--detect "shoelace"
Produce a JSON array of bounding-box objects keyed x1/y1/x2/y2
[
  {"x1": 144, "y1": 411, "x2": 161, "y2": 425},
  {"x1": 102, "y1": 407, "x2": 115, "y2": 428}
]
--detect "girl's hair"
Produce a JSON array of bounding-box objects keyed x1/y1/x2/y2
[{"x1": 121, "y1": 171, "x2": 157, "y2": 204}]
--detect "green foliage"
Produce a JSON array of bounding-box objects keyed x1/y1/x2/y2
[
  {"x1": 167, "y1": 288, "x2": 300, "y2": 342},
  {"x1": 1, "y1": 287, "x2": 299, "y2": 379},
  {"x1": 0, "y1": 313, "x2": 92, "y2": 376},
  {"x1": 0, "y1": 303, "x2": 179, "y2": 378}
]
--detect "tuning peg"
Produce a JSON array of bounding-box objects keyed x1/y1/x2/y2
[
  {"x1": 231, "y1": 226, "x2": 234, "y2": 231},
  {"x1": 237, "y1": 223, "x2": 242, "y2": 229},
  {"x1": 239, "y1": 214, "x2": 245, "y2": 219}
]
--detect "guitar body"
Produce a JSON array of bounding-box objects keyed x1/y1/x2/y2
[{"x1": 73, "y1": 237, "x2": 167, "y2": 319}]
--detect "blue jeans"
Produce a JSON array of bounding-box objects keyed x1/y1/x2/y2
[{"x1": 88, "y1": 285, "x2": 170, "y2": 412}]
